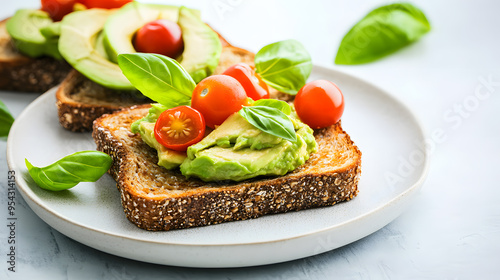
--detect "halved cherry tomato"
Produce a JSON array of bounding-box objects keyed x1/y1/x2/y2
[
  {"x1": 133, "y1": 19, "x2": 184, "y2": 58},
  {"x1": 78, "y1": 0, "x2": 133, "y2": 9},
  {"x1": 154, "y1": 106, "x2": 205, "y2": 152},
  {"x1": 222, "y1": 63, "x2": 269, "y2": 100},
  {"x1": 41, "y1": 0, "x2": 78, "y2": 21},
  {"x1": 191, "y1": 75, "x2": 249, "y2": 128},
  {"x1": 294, "y1": 80, "x2": 345, "y2": 129}
]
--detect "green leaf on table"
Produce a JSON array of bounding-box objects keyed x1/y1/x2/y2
[
  {"x1": 26, "y1": 151, "x2": 112, "y2": 191},
  {"x1": 0, "y1": 100, "x2": 15, "y2": 138},
  {"x1": 118, "y1": 53, "x2": 195, "y2": 109},
  {"x1": 255, "y1": 39, "x2": 312, "y2": 95},
  {"x1": 335, "y1": 2, "x2": 431, "y2": 65}
]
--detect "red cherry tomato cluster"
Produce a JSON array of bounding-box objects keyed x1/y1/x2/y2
[
  {"x1": 154, "y1": 65, "x2": 345, "y2": 151},
  {"x1": 185, "y1": 63, "x2": 270, "y2": 130},
  {"x1": 41, "y1": 0, "x2": 133, "y2": 21},
  {"x1": 154, "y1": 63, "x2": 269, "y2": 150}
]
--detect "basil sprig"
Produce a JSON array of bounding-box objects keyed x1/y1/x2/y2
[
  {"x1": 117, "y1": 53, "x2": 195, "y2": 109},
  {"x1": 239, "y1": 106, "x2": 297, "y2": 143},
  {"x1": 255, "y1": 39, "x2": 312, "y2": 95},
  {"x1": 25, "y1": 151, "x2": 112, "y2": 191},
  {"x1": 0, "y1": 100, "x2": 15, "y2": 138},
  {"x1": 335, "y1": 3, "x2": 431, "y2": 65},
  {"x1": 253, "y1": 99, "x2": 291, "y2": 115}
]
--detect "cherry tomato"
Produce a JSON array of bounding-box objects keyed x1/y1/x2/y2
[
  {"x1": 191, "y1": 75, "x2": 249, "y2": 128},
  {"x1": 133, "y1": 19, "x2": 184, "y2": 58},
  {"x1": 78, "y1": 0, "x2": 133, "y2": 9},
  {"x1": 41, "y1": 0, "x2": 78, "y2": 21},
  {"x1": 294, "y1": 80, "x2": 345, "y2": 129},
  {"x1": 222, "y1": 63, "x2": 269, "y2": 100},
  {"x1": 154, "y1": 106, "x2": 206, "y2": 152}
]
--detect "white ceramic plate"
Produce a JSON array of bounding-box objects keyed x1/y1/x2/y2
[{"x1": 7, "y1": 66, "x2": 429, "y2": 268}]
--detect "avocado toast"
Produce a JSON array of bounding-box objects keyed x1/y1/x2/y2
[
  {"x1": 93, "y1": 105, "x2": 361, "y2": 231},
  {"x1": 55, "y1": 2, "x2": 254, "y2": 131},
  {"x1": 87, "y1": 34, "x2": 362, "y2": 231}
]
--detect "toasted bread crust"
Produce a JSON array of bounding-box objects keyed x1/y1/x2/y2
[
  {"x1": 93, "y1": 105, "x2": 362, "y2": 231},
  {"x1": 0, "y1": 19, "x2": 71, "y2": 92}
]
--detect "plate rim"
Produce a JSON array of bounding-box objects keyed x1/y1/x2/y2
[{"x1": 6, "y1": 65, "x2": 430, "y2": 250}]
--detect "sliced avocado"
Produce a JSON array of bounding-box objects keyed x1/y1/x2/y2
[
  {"x1": 40, "y1": 21, "x2": 61, "y2": 39},
  {"x1": 177, "y1": 7, "x2": 222, "y2": 83},
  {"x1": 103, "y1": 2, "x2": 188, "y2": 63},
  {"x1": 39, "y1": 22, "x2": 62, "y2": 59},
  {"x1": 6, "y1": 9, "x2": 62, "y2": 59},
  {"x1": 180, "y1": 113, "x2": 317, "y2": 182},
  {"x1": 187, "y1": 113, "x2": 284, "y2": 155},
  {"x1": 103, "y1": 2, "x2": 219, "y2": 83},
  {"x1": 59, "y1": 9, "x2": 133, "y2": 90}
]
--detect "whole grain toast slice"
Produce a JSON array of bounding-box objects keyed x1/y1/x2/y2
[
  {"x1": 0, "y1": 19, "x2": 71, "y2": 93},
  {"x1": 92, "y1": 105, "x2": 362, "y2": 231},
  {"x1": 56, "y1": 45, "x2": 257, "y2": 132}
]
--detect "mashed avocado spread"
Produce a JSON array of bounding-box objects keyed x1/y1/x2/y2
[{"x1": 131, "y1": 103, "x2": 317, "y2": 182}]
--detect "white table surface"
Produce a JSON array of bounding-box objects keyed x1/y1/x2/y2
[{"x1": 1, "y1": 0, "x2": 499, "y2": 279}]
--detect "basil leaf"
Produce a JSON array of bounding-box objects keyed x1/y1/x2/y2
[
  {"x1": 255, "y1": 39, "x2": 312, "y2": 95},
  {"x1": 239, "y1": 106, "x2": 297, "y2": 142},
  {"x1": 0, "y1": 100, "x2": 15, "y2": 138},
  {"x1": 253, "y1": 99, "x2": 291, "y2": 115},
  {"x1": 25, "y1": 151, "x2": 112, "y2": 191},
  {"x1": 335, "y1": 3, "x2": 431, "y2": 65},
  {"x1": 117, "y1": 53, "x2": 195, "y2": 108}
]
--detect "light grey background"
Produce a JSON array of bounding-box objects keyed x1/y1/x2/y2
[{"x1": 1, "y1": 0, "x2": 499, "y2": 279}]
